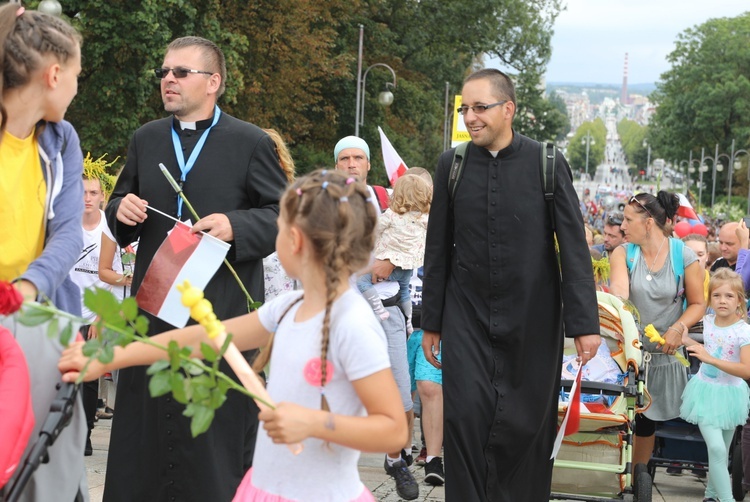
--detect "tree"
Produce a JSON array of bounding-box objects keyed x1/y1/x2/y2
[
  {"x1": 650, "y1": 12, "x2": 750, "y2": 199},
  {"x1": 566, "y1": 119, "x2": 606, "y2": 176},
  {"x1": 617, "y1": 119, "x2": 648, "y2": 171}
]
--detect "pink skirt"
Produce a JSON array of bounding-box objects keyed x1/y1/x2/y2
[{"x1": 233, "y1": 468, "x2": 376, "y2": 502}]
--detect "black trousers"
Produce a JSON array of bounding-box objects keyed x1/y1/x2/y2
[{"x1": 80, "y1": 325, "x2": 99, "y2": 435}]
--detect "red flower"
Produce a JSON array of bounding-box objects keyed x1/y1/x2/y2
[{"x1": 0, "y1": 282, "x2": 24, "y2": 315}]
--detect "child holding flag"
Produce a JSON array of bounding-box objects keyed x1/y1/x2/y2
[{"x1": 61, "y1": 170, "x2": 407, "y2": 501}]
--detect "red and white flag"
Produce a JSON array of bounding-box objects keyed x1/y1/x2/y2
[
  {"x1": 676, "y1": 193, "x2": 699, "y2": 220},
  {"x1": 551, "y1": 363, "x2": 584, "y2": 459},
  {"x1": 378, "y1": 126, "x2": 408, "y2": 186},
  {"x1": 136, "y1": 222, "x2": 229, "y2": 328}
]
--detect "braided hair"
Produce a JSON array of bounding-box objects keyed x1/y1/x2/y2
[
  {"x1": 252, "y1": 169, "x2": 378, "y2": 410},
  {"x1": 0, "y1": 3, "x2": 81, "y2": 135}
]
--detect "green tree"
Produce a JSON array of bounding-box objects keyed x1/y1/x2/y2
[
  {"x1": 566, "y1": 119, "x2": 606, "y2": 176},
  {"x1": 650, "y1": 12, "x2": 750, "y2": 201},
  {"x1": 617, "y1": 119, "x2": 648, "y2": 172}
]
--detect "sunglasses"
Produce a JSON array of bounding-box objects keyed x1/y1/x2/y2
[
  {"x1": 607, "y1": 215, "x2": 623, "y2": 226},
  {"x1": 457, "y1": 101, "x2": 508, "y2": 116},
  {"x1": 154, "y1": 67, "x2": 214, "y2": 79},
  {"x1": 629, "y1": 196, "x2": 653, "y2": 218}
]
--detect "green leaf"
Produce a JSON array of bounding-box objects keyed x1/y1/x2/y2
[
  {"x1": 134, "y1": 316, "x2": 149, "y2": 336},
  {"x1": 146, "y1": 359, "x2": 170, "y2": 375},
  {"x1": 189, "y1": 405, "x2": 215, "y2": 437},
  {"x1": 186, "y1": 358, "x2": 205, "y2": 376},
  {"x1": 99, "y1": 344, "x2": 115, "y2": 364},
  {"x1": 17, "y1": 307, "x2": 54, "y2": 326},
  {"x1": 170, "y1": 372, "x2": 188, "y2": 403},
  {"x1": 82, "y1": 339, "x2": 102, "y2": 357},
  {"x1": 209, "y1": 387, "x2": 227, "y2": 409},
  {"x1": 59, "y1": 323, "x2": 74, "y2": 346},
  {"x1": 200, "y1": 342, "x2": 217, "y2": 363},
  {"x1": 46, "y1": 317, "x2": 59, "y2": 341},
  {"x1": 148, "y1": 371, "x2": 171, "y2": 397},
  {"x1": 168, "y1": 340, "x2": 181, "y2": 371},
  {"x1": 121, "y1": 297, "x2": 138, "y2": 321}
]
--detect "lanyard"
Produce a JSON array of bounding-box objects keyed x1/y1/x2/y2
[{"x1": 170, "y1": 105, "x2": 221, "y2": 218}]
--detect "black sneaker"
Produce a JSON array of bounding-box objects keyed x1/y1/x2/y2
[
  {"x1": 401, "y1": 448, "x2": 414, "y2": 467},
  {"x1": 424, "y1": 457, "x2": 445, "y2": 486},
  {"x1": 384, "y1": 458, "x2": 419, "y2": 500},
  {"x1": 84, "y1": 437, "x2": 93, "y2": 456}
]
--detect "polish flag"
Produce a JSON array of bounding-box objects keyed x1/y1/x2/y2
[
  {"x1": 378, "y1": 126, "x2": 408, "y2": 186},
  {"x1": 676, "y1": 193, "x2": 699, "y2": 220},
  {"x1": 136, "y1": 222, "x2": 230, "y2": 328},
  {"x1": 551, "y1": 363, "x2": 583, "y2": 459}
]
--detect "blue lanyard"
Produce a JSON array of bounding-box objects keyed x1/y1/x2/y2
[{"x1": 170, "y1": 105, "x2": 222, "y2": 218}]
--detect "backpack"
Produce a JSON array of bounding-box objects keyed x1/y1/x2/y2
[
  {"x1": 449, "y1": 140, "x2": 557, "y2": 229},
  {"x1": 625, "y1": 238, "x2": 687, "y2": 309}
]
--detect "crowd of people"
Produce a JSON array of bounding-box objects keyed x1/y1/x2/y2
[{"x1": 3, "y1": 5, "x2": 750, "y2": 502}]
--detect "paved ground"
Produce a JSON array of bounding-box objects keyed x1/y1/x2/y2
[{"x1": 85, "y1": 417, "x2": 717, "y2": 501}]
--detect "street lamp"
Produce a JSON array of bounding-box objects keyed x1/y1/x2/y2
[
  {"x1": 38, "y1": 0, "x2": 63, "y2": 16},
  {"x1": 709, "y1": 143, "x2": 723, "y2": 207},
  {"x1": 582, "y1": 131, "x2": 595, "y2": 180},
  {"x1": 643, "y1": 140, "x2": 651, "y2": 179},
  {"x1": 354, "y1": 25, "x2": 397, "y2": 137},
  {"x1": 716, "y1": 139, "x2": 749, "y2": 205}
]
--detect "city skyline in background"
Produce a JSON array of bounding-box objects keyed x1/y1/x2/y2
[{"x1": 545, "y1": 0, "x2": 747, "y2": 85}]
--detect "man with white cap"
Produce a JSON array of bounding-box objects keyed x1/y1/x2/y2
[{"x1": 334, "y1": 136, "x2": 420, "y2": 500}]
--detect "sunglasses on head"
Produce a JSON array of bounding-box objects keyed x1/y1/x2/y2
[
  {"x1": 154, "y1": 67, "x2": 214, "y2": 79},
  {"x1": 629, "y1": 196, "x2": 653, "y2": 218}
]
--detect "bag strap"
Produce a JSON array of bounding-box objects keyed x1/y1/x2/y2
[
  {"x1": 540, "y1": 141, "x2": 556, "y2": 230},
  {"x1": 448, "y1": 141, "x2": 469, "y2": 203},
  {"x1": 372, "y1": 185, "x2": 390, "y2": 212}
]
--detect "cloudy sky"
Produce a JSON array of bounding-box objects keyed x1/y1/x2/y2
[{"x1": 545, "y1": 0, "x2": 747, "y2": 85}]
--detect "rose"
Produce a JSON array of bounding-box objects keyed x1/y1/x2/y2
[{"x1": 0, "y1": 281, "x2": 24, "y2": 315}]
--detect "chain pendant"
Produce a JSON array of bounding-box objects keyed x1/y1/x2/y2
[{"x1": 646, "y1": 274, "x2": 653, "y2": 281}]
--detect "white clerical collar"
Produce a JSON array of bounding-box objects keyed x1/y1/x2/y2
[
  {"x1": 489, "y1": 150, "x2": 500, "y2": 157},
  {"x1": 179, "y1": 121, "x2": 197, "y2": 130}
]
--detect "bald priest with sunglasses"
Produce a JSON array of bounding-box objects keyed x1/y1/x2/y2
[
  {"x1": 104, "y1": 36, "x2": 286, "y2": 502},
  {"x1": 421, "y1": 69, "x2": 600, "y2": 502}
]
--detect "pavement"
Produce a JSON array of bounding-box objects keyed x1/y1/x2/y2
[{"x1": 85, "y1": 416, "x2": 716, "y2": 501}]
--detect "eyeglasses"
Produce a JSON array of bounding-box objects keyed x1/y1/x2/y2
[
  {"x1": 457, "y1": 101, "x2": 508, "y2": 116},
  {"x1": 607, "y1": 214, "x2": 623, "y2": 226},
  {"x1": 154, "y1": 67, "x2": 214, "y2": 79},
  {"x1": 629, "y1": 196, "x2": 653, "y2": 218}
]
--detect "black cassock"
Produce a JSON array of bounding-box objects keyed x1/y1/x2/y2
[
  {"x1": 422, "y1": 132, "x2": 599, "y2": 502},
  {"x1": 104, "y1": 112, "x2": 287, "y2": 502}
]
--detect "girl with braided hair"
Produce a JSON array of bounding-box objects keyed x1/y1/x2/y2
[{"x1": 61, "y1": 169, "x2": 407, "y2": 501}]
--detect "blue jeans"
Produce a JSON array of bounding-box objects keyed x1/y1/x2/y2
[{"x1": 357, "y1": 267, "x2": 413, "y2": 304}]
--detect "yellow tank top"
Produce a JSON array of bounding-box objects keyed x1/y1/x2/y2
[{"x1": 0, "y1": 130, "x2": 46, "y2": 281}]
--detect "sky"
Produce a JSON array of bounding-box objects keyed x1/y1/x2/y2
[{"x1": 544, "y1": 0, "x2": 748, "y2": 85}]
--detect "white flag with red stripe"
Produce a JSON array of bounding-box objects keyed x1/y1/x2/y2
[
  {"x1": 551, "y1": 363, "x2": 583, "y2": 459},
  {"x1": 136, "y1": 222, "x2": 229, "y2": 328},
  {"x1": 676, "y1": 193, "x2": 699, "y2": 220},
  {"x1": 378, "y1": 126, "x2": 408, "y2": 186}
]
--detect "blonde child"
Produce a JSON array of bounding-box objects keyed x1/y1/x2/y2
[
  {"x1": 680, "y1": 268, "x2": 750, "y2": 502},
  {"x1": 357, "y1": 174, "x2": 431, "y2": 333},
  {"x1": 60, "y1": 169, "x2": 407, "y2": 501}
]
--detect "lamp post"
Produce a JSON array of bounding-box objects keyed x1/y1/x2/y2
[
  {"x1": 716, "y1": 139, "x2": 749, "y2": 205},
  {"x1": 643, "y1": 140, "x2": 651, "y2": 179},
  {"x1": 353, "y1": 25, "x2": 397, "y2": 137},
  {"x1": 681, "y1": 151, "x2": 699, "y2": 194},
  {"x1": 443, "y1": 81, "x2": 451, "y2": 151},
  {"x1": 696, "y1": 147, "x2": 718, "y2": 209},
  {"x1": 709, "y1": 143, "x2": 723, "y2": 207},
  {"x1": 582, "y1": 131, "x2": 595, "y2": 180}
]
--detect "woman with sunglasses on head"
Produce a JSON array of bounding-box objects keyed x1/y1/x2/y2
[{"x1": 609, "y1": 191, "x2": 706, "y2": 469}]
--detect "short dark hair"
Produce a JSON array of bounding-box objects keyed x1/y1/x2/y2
[
  {"x1": 167, "y1": 36, "x2": 226, "y2": 98},
  {"x1": 463, "y1": 69, "x2": 516, "y2": 109}
]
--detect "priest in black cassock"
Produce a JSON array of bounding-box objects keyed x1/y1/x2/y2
[
  {"x1": 104, "y1": 37, "x2": 287, "y2": 502},
  {"x1": 421, "y1": 69, "x2": 601, "y2": 501}
]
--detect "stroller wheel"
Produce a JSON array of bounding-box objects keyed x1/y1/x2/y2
[
  {"x1": 635, "y1": 469, "x2": 652, "y2": 502},
  {"x1": 633, "y1": 463, "x2": 648, "y2": 492}
]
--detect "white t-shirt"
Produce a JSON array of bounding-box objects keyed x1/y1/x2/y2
[
  {"x1": 253, "y1": 289, "x2": 390, "y2": 500},
  {"x1": 68, "y1": 210, "x2": 112, "y2": 321},
  {"x1": 101, "y1": 223, "x2": 128, "y2": 301}
]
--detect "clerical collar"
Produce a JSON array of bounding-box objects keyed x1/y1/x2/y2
[{"x1": 174, "y1": 115, "x2": 215, "y2": 131}]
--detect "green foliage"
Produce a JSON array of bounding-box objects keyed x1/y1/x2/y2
[
  {"x1": 650, "y1": 12, "x2": 750, "y2": 191},
  {"x1": 60, "y1": 0, "x2": 564, "y2": 175},
  {"x1": 566, "y1": 119, "x2": 607, "y2": 175},
  {"x1": 617, "y1": 119, "x2": 648, "y2": 170},
  {"x1": 16, "y1": 288, "x2": 257, "y2": 437}
]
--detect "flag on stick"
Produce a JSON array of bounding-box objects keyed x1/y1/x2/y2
[
  {"x1": 136, "y1": 222, "x2": 229, "y2": 327},
  {"x1": 378, "y1": 126, "x2": 408, "y2": 186},
  {"x1": 551, "y1": 363, "x2": 583, "y2": 459},
  {"x1": 676, "y1": 193, "x2": 699, "y2": 220}
]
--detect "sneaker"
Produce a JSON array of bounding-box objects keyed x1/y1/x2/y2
[
  {"x1": 415, "y1": 447, "x2": 427, "y2": 466},
  {"x1": 96, "y1": 408, "x2": 113, "y2": 420},
  {"x1": 666, "y1": 462, "x2": 682, "y2": 475},
  {"x1": 424, "y1": 457, "x2": 445, "y2": 486},
  {"x1": 400, "y1": 448, "x2": 413, "y2": 467},
  {"x1": 384, "y1": 458, "x2": 419, "y2": 500}
]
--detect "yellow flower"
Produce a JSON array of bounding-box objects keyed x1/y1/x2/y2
[
  {"x1": 177, "y1": 280, "x2": 225, "y2": 339},
  {"x1": 644, "y1": 324, "x2": 665, "y2": 345}
]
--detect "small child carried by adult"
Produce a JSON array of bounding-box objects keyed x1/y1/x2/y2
[
  {"x1": 357, "y1": 173, "x2": 431, "y2": 333},
  {"x1": 680, "y1": 268, "x2": 750, "y2": 502}
]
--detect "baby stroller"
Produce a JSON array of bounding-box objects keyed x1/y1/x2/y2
[
  {"x1": 0, "y1": 316, "x2": 88, "y2": 502},
  {"x1": 551, "y1": 292, "x2": 653, "y2": 501}
]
